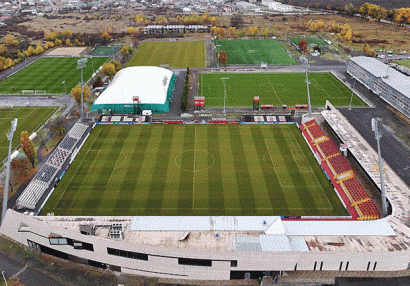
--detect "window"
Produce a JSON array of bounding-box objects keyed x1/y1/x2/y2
[
  {"x1": 49, "y1": 237, "x2": 68, "y2": 245},
  {"x1": 107, "y1": 247, "x2": 148, "y2": 261},
  {"x1": 178, "y1": 258, "x2": 212, "y2": 267},
  {"x1": 231, "y1": 260, "x2": 237, "y2": 267}
]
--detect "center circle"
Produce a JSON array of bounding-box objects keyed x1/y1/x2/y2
[{"x1": 174, "y1": 150, "x2": 215, "y2": 172}]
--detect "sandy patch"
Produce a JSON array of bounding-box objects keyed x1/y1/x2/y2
[{"x1": 47, "y1": 47, "x2": 88, "y2": 56}]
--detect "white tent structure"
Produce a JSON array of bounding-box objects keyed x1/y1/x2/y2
[{"x1": 91, "y1": 66, "x2": 176, "y2": 114}]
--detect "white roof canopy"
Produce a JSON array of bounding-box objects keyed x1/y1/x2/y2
[{"x1": 94, "y1": 66, "x2": 174, "y2": 105}]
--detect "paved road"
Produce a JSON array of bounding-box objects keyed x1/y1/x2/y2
[
  {"x1": 0, "y1": 252, "x2": 65, "y2": 286},
  {"x1": 339, "y1": 74, "x2": 410, "y2": 187}
]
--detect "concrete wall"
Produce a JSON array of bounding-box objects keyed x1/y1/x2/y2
[{"x1": 1, "y1": 210, "x2": 409, "y2": 280}]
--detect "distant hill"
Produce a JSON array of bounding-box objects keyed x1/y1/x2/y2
[{"x1": 282, "y1": 0, "x2": 408, "y2": 10}]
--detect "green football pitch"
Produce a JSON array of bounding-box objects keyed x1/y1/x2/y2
[
  {"x1": 41, "y1": 124, "x2": 348, "y2": 217},
  {"x1": 0, "y1": 57, "x2": 109, "y2": 94},
  {"x1": 214, "y1": 39, "x2": 298, "y2": 65},
  {"x1": 199, "y1": 72, "x2": 367, "y2": 107},
  {"x1": 126, "y1": 41, "x2": 205, "y2": 68},
  {"x1": 0, "y1": 106, "x2": 58, "y2": 162},
  {"x1": 89, "y1": 46, "x2": 122, "y2": 56},
  {"x1": 289, "y1": 36, "x2": 329, "y2": 46}
]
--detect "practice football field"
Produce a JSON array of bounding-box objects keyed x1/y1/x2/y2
[
  {"x1": 89, "y1": 45, "x2": 122, "y2": 56},
  {"x1": 214, "y1": 39, "x2": 298, "y2": 65},
  {"x1": 126, "y1": 41, "x2": 205, "y2": 68},
  {"x1": 289, "y1": 36, "x2": 329, "y2": 46},
  {"x1": 41, "y1": 124, "x2": 348, "y2": 217},
  {"x1": 0, "y1": 106, "x2": 58, "y2": 162},
  {"x1": 0, "y1": 57, "x2": 109, "y2": 94},
  {"x1": 199, "y1": 72, "x2": 367, "y2": 107}
]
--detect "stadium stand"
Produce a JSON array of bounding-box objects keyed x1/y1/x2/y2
[
  {"x1": 304, "y1": 120, "x2": 326, "y2": 142},
  {"x1": 67, "y1": 123, "x2": 89, "y2": 139},
  {"x1": 59, "y1": 136, "x2": 77, "y2": 151},
  {"x1": 16, "y1": 122, "x2": 90, "y2": 210},
  {"x1": 317, "y1": 139, "x2": 339, "y2": 159},
  {"x1": 35, "y1": 165, "x2": 58, "y2": 183},
  {"x1": 303, "y1": 119, "x2": 380, "y2": 220},
  {"x1": 327, "y1": 154, "x2": 353, "y2": 178},
  {"x1": 47, "y1": 148, "x2": 70, "y2": 168}
]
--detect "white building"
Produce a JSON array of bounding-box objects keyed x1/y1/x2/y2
[{"x1": 347, "y1": 56, "x2": 410, "y2": 119}]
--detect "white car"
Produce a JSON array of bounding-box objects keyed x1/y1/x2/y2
[{"x1": 378, "y1": 55, "x2": 385, "y2": 59}]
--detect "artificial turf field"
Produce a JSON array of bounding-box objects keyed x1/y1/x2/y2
[
  {"x1": 199, "y1": 72, "x2": 367, "y2": 107},
  {"x1": 0, "y1": 57, "x2": 109, "y2": 94},
  {"x1": 0, "y1": 106, "x2": 58, "y2": 162},
  {"x1": 41, "y1": 124, "x2": 348, "y2": 217},
  {"x1": 126, "y1": 41, "x2": 205, "y2": 68},
  {"x1": 289, "y1": 36, "x2": 329, "y2": 46},
  {"x1": 214, "y1": 39, "x2": 298, "y2": 65},
  {"x1": 89, "y1": 45, "x2": 122, "y2": 56}
]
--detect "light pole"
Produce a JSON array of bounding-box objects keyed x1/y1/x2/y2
[
  {"x1": 62, "y1": 80, "x2": 67, "y2": 95},
  {"x1": 2, "y1": 271, "x2": 8, "y2": 286},
  {"x1": 1, "y1": 118, "x2": 17, "y2": 225},
  {"x1": 221, "y1": 77, "x2": 229, "y2": 114},
  {"x1": 348, "y1": 79, "x2": 356, "y2": 110},
  {"x1": 372, "y1": 117, "x2": 388, "y2": 217},
  {"x1": 302, "y1": 55, "x2": 312, "y2": 115},
  {"x1": 77, "y1": 58, "x2": 87, "y2": 121},
  {"x1": 216, "y1": 44, "x2": 221, "y2": 68}
]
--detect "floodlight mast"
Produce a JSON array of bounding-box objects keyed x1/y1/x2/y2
[
  {"x1": 303, "y1": 55, "x2": 312, "y2": 115},
  {"x1": 372, "y1": 117, "x2": 388, "y2": 217},
  {"x1": 77, "y1": 58, "x2": 87, "y2": 121},
  {"x1": 221, "y1": 77, "x2": 229, "y2": 114},
  {"x1": 1, "y1": 118, "x2": 17, "y2": 225}
]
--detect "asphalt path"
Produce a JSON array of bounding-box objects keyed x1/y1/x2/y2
[
  {"x1": 0, "y1": 252, "x2": 65, "y2": 286},
  {"x1": 339, "y1": 74, "x2": 410, "y2": 187}
]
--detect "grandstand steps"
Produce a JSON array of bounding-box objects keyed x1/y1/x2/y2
[
  {"x1": 351, "y1": 198, "x2": 371, "y2": 207},
  {"x1": 336, "y1": 171, "x2": 354, "y2": 183}
]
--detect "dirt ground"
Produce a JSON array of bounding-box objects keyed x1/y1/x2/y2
[{"x1": 46, "y1": 46, "x2": 88, "y2": 56}]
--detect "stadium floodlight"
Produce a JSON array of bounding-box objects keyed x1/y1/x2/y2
[
  {"x1": 77, "y1": 58, "x2": 88, "y2": 121},
  {"x1": 215, "y1": 44, "x2": 222, "y2": 68},
  {"x1": 62, "y1": 81, "x2": 67, "y2": 95},
  {"x1": 221, "y1": 77, "x2": 229, "y2": 114},
  {"x1": 302, "y1": 55, "x2": 312, "y2": 115},
  {"x1": 1, "y1": 118, "x2": 18, "y2": 225},
  {"x1": 372, "y1": 117, "x2": 388, "y2": 217}
]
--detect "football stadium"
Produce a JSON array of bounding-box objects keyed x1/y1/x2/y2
[{"x1": 1, "y1": 45, "x2": 410, "y2": 284}]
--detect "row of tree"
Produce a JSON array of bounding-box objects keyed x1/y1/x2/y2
[
  {"x1": 135, "y1": 12, "x2": 218, "y2": 26},
  {"x1": 305, "y1": 20, "x2": 355, "y2": 42},
  {"x1": 211, "y1": 26, "x2": 276, "y2": 39},
  {"x1": 358, "y1": 3, "x2": 410, "y2": 25},
  {"x1": 180, "y1": 67, "x2": 190, "y2": 112}
]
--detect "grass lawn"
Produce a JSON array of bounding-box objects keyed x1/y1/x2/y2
[
  {"x1": 393, "y1": 59, "x2": 410, "y2": 69},
  {"x1": 41, "y1": 124, "x2": 348, "y2": 217},
  {"x1": 214, "y1": 39, "x2": 298, "y2": 65},
  {"x1": 126, "y1": 41, "x2": 205, "y2": 68},
  {"x1": 199, "y1": 72, "x2": 367, "y2": 107},
  {"x1": 0, "y1": 106, "x2": 58, "y2": 162},
  {"x1": 289, "y1": 36, "x2": 329, "y2": 46},
  {"x1": 89, "y1": 46, "x2": 122, "y2": 56},
  {"x1": 0, "y1": 57, "x2": 109, "y2": 94}
]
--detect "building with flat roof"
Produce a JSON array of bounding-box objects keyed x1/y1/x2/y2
[
  {"x1": 90, "y1": 66, "x2": 176, "y2": 114},
  {"x1": 347, "y1": 56, "x2": 410, "y2": 119}
]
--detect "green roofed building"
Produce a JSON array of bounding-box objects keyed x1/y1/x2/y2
[{"x1": 91, "y1": 66, "x2": 176, "y2": 114}]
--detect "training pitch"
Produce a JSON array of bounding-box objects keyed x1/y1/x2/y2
[
  {"x1": 127, "y1": 41, "x2": 205, "y2": 68},
  {"x1": 41, "y1": 124, "x2": 348, "y2": 217},
  {"x1": 289, "y1": 37, "x2": 329, "y2": 47},
  {"x1": 199, "y1": 72, "x2": 367, "y2": 107},
  {"x1": 0, "y1": 106, "x2": 58, "y2": 162},
  {"x1": 214, "y1": 39, "x2": 298, "y2": 65},
  {"x1": 89, "y1": 46, "x2": 122, "y2": 56},
  {"x1": 0, "y1": 57, "x2": 109, "y2": 94}
]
